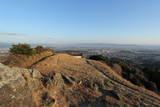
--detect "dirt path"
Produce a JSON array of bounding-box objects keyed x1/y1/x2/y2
[{"x1": 28, "y1": 54, "x2": 55, "y2": 69}]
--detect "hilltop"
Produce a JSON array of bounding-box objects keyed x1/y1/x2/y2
[
  {"x1": 1, "y1": 44, "x2": 55, "y2": 68},
  {"x1": 0, "y1": 53, "x2": 160, "y2": 107}
]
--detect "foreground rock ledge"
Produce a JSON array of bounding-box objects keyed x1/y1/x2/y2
[{"x1": 0, "y1": 54, "x2": 160, "y2": 107}]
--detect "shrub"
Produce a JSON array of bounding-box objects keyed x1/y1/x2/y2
[
  {"x1": 89, "y1": 55, "x2": 108, "y2": 61},
  {"x1": 9, "y1": 43, "x2": 35, "y2": 55},
  {"x1": 89, "y1": 55, "x2": 110, "y2": 65},
  {"x1": 35, "y1": 46, "x2": 54, "y2": 54},
  {"x1": 35, "y1": 46, "x2": 46, "y2": 53},
  {"x1": 10, "y1": 44, "x2": 54, "y2": 55}
]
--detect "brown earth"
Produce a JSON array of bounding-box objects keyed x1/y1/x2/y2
[{"x1": 0, "y1": 54, "x2": 160, "y2": 107}]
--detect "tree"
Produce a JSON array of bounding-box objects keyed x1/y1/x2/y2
[
  {"x1": 9, "y1": 43, "x2": 35, "y2": 55},
  {"x1": 89, "y1": 55, "x2": 111, "y2": 65}
]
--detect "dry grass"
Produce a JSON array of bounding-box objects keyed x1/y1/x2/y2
[
  {"x1": 91, "y1": 60, "x2": 160, "y2": 100},
  {"x1": 31, "y1": 54, "x2": 160, "y2": 101},
  {"x1": 2, "y1": 53, "x2": 160, "y2": 106},
  {"x1": 3, "y1": 51, "x2": 54, "y2": 68}
]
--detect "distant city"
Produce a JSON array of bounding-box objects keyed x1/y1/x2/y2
[{"x1": 1, "y1": 43, "x2": 160, "y2": 68}]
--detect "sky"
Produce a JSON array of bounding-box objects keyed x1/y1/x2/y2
[{"x1": 0, "y1": 0, "x2": 160, "y2": 45}]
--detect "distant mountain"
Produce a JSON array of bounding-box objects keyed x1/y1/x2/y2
[
  {"x1": 72, "y1": 43, "x2": 139, "y2": 47},
  {"x1": 46, "y1": 43, "x2": 139, "y2": 48},
  {"x1": 1, "y1": 42, "x2": 160, "y2": 49},
  {"x1": 0, "y1": 42, "x2": 12, "y2": 48}
]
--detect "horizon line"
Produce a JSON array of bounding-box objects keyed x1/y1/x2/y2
[{"x1": 1, "y1": 42, "x2": 160, "y2": 47}]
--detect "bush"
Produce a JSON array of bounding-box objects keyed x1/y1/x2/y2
[
  {"x1": 35, "y1": 46, "x2": 54, "y2": 54},
  {"x1": 89, "y1": 55, "x2": 110, "y2": 65},
  {"x1": 10, "y1": 44, "x2": 54, "y2": 55},
  {"x1": 89, "y1": 55, "x2": 108, "y2": 61},
  {"x1": 10, "y1": 44, "x2": 35, "y2": 55},
  {"x1": 35, "y1": 46, "x2": 46, "y2": 54}
]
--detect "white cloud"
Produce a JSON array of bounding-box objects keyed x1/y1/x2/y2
[{"x1": 0, "y1": 32, "x2": 26, "y2": 36}]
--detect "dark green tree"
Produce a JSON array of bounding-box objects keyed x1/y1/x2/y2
[{"x1": 9, "y1": 43, "x2": 35, "y2": 55}]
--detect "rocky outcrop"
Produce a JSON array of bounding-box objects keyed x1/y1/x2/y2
[
  {"x1": 0, "y1": 54, "x2": 160, "y2": 107},
  {"x1": 0, "y1": 63, "x2": 42, "y2": 107}
]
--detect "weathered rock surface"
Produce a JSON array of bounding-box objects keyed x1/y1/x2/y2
[
  {"x1": 0, "y1": 54, "x2": 160, "y2": 107},
  {"x1": 0, "y1": 63, "x2": 42, "y2": 107}
]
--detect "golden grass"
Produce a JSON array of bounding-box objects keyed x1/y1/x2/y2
[
  {"x1": 4, "y1": 51, "x2": 54, "y2": 68},
  {"x1": 31, "y1": 54, "x2": 160, "y2": 101}
]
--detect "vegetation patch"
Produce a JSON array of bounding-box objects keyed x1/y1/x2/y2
[{"x1": 9, "y1": 43, "x2": 54, "y2": 55}]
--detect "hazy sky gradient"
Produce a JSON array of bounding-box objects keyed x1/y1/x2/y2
[{"x1": 0, "y1": 0, "x2": 160, "y2": 45}]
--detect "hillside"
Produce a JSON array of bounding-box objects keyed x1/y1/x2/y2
[
  {"x1": 0, "y1": 54, "x2": 160, "y2": 107},
  {"x1": 89, "y1": 55, "x2": 160, "y2": 94},
  {"x1": 2, "y1": 51, "x2": 54, "y2": 68}
]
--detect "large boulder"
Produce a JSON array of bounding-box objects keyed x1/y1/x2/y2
[{"x1": 0, "y1": 63, "x2": 42, "y2": 107}]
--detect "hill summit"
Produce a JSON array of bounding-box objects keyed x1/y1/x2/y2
[{"x1": 0, "y1": 54, "x2": 160, "y2": 107}]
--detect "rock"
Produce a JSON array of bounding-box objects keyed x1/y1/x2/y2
[{"x1": 0, "y1": 63, "x2": 38, "y2": 107}]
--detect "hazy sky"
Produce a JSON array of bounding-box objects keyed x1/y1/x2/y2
[{"x1": 0, "y1": 0, "x2": 160, "y2": 45}]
